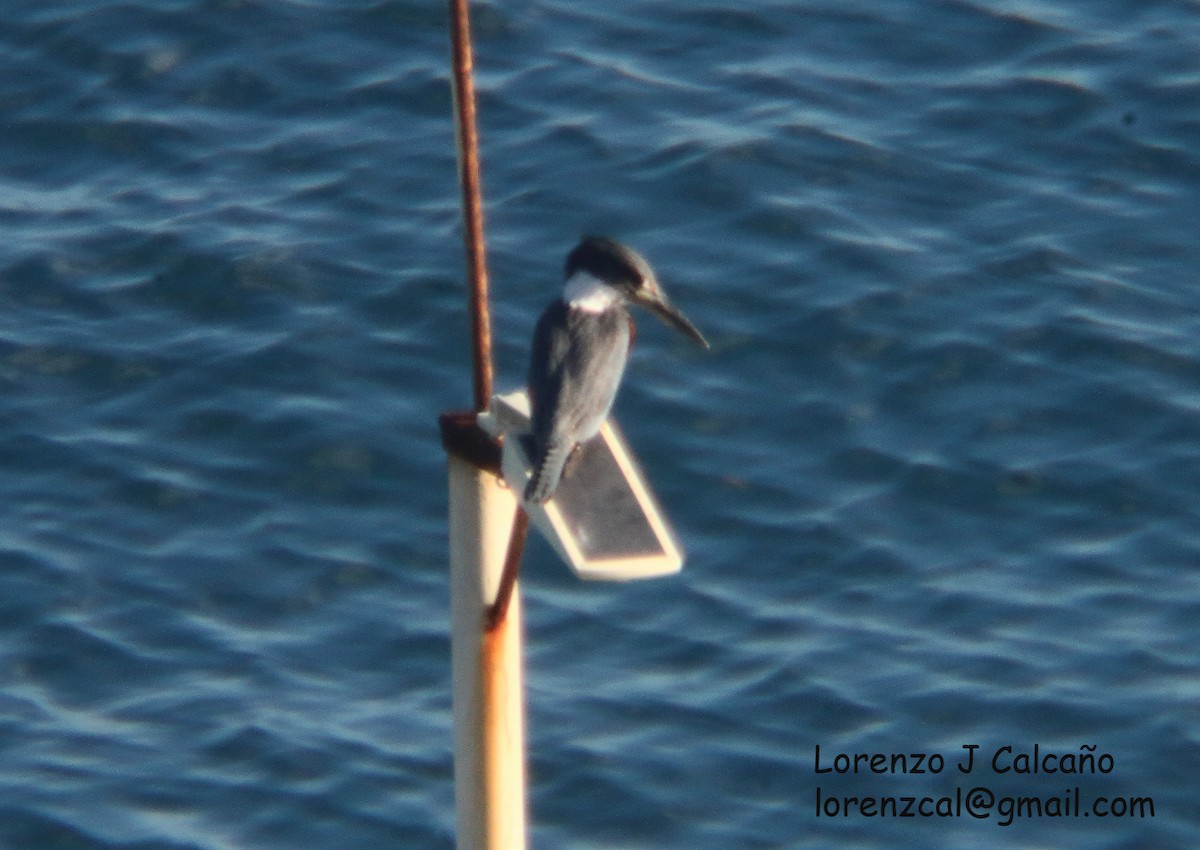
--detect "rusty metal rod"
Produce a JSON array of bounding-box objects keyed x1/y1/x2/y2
[
  {"x1": 448, "y1": 0, "x2": 493, "y2": 412},
  {"x1": 485, "y1": 507, "x2": 530, "y2": 631}
]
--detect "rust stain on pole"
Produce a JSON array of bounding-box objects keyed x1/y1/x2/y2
[
  {"x1": 479, "y1": 610, "x2": 527, "y2": 846},
  {"x1": 448, "y1": 0, "x2": 493, "y2": 412}
]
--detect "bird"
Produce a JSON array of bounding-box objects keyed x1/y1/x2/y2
[{"x1": 523, "y1": 236, "x2": 709, "y2": 504}]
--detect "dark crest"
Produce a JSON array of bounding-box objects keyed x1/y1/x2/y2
[{"x1": 564, "y1": 236, "x2": 651, "y2": 294}]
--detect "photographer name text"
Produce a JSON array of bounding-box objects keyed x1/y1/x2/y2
[
  {"x1": 815, "y1": 743, "x2": 1113, "y2": 775},
  {"x1": 812, "y1": 744, "x2": 1155, "y2": 826}
]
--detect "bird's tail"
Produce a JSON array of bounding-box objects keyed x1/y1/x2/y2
[{"x1": 525, "y1": 440, "x2": 571, "y2": 504}]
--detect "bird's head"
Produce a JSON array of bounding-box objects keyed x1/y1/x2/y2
[{"x1": 564, "y1": 236, "x2": 709, "y2": 348}]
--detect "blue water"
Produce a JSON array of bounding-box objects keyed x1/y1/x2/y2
[{"x1": 3, "y1": 0, "x2": 1200, "y2": 847}]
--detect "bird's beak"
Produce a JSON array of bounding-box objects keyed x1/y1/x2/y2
[{"x1": 636, "y1": 281, "x2": 710, "y2": 349}]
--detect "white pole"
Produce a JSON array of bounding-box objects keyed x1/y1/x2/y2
[
  {"x1": 444, "y1": 0, "x2": 527, "y2": 840},
  {"x1": 448, "y1": 454, "x2": 527, "y2": 850}
]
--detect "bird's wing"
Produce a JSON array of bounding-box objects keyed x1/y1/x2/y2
[
  {"x1": 528, "y1": 300, "x2": 570, "y2": 447},
  {"x1": 528, "y1": 302, "x2": 629, "y2": 448}
]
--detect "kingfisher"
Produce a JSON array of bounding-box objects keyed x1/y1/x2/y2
[{"x1": 524, "y1": 236, "x2": 709, "y2": 504}]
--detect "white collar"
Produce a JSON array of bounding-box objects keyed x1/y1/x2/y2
[{"x1": 562, "y1": 270, "x2": 622, "y2": 313}]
